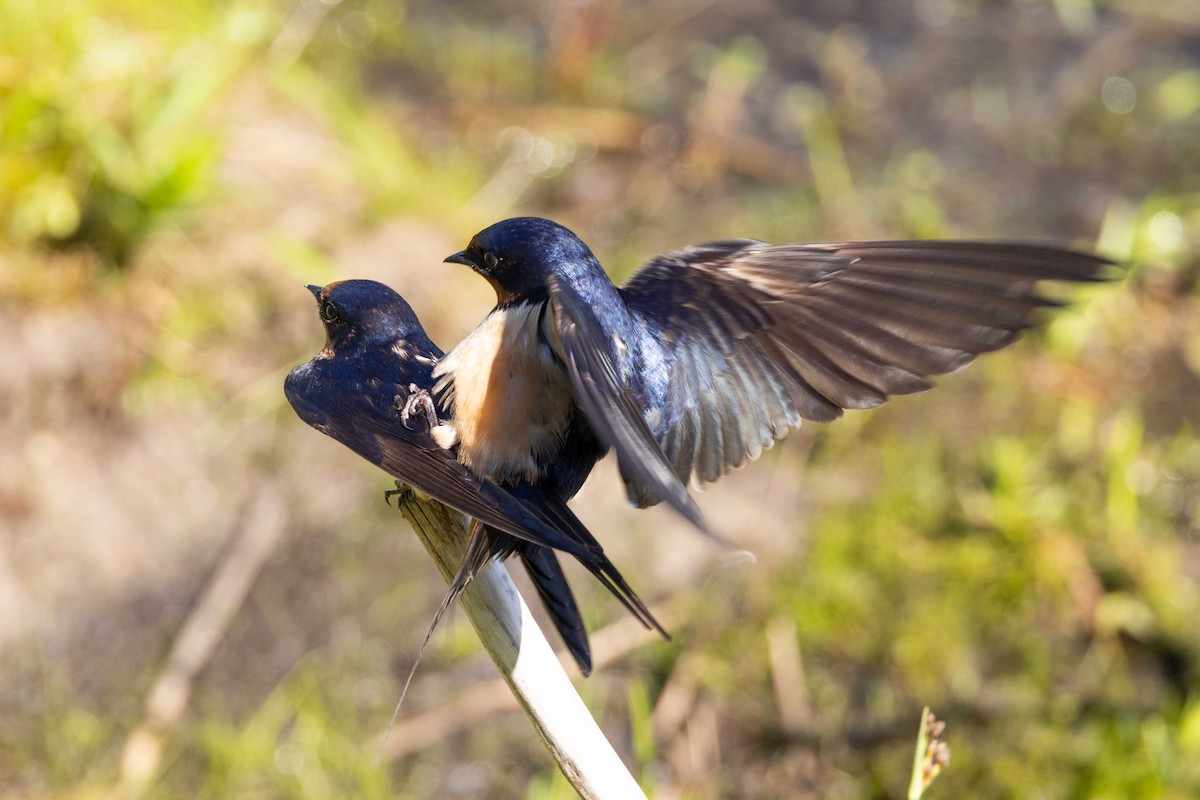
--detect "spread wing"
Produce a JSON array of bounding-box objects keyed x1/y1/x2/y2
[
  {"x1": 545, "y1": 275, "x2": 715, "y2": 538},
  {"x1": 619, "y1": 239, "x2": 1112, "y2": 491}
]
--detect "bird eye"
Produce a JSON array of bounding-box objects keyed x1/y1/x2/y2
[
  {"x1": 321, "y1": 300, "x2": 342, "y2": 323},
  {"x1": 483, "y1": 251, "x2": 499, "y2": 269}
]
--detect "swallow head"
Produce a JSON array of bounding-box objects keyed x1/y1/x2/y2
[
  {"x1": 445, "y1": 217, "x2": 598, "y2": 303},
  {"x1": 306, "y1": 279, "x2": 423, "y2": 354}
]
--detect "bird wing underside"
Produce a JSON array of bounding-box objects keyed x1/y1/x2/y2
[{"x1": 619, "y1": 239, "x2": 1113, "y2": 493}]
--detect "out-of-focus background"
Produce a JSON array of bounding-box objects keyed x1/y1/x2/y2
[{"x1": 3, "y1": 1, "x2": 1199, "y2": 797}]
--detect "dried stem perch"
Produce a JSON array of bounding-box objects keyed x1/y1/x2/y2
[{"x1": 392, "y1": 486, "x2": 648, "y2": 800}]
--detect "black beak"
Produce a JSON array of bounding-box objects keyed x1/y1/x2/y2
[
  {"x1": 444, "y1": 251, "x2": 475, "y2": 268},
  {"x1": 305, "y1": 284, "x2": 323, "y2": 301}
]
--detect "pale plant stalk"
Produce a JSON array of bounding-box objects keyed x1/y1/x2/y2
[{"x1": 393, "y1": 487, "x2": 648, "y2": 800}]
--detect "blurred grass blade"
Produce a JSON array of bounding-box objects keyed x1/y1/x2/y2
[{"x1": 908, "y1": 707, "x2": 949, "y2": 800}]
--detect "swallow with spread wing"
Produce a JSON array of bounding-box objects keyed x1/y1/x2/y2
[
  {"x1": 434, "y1": 217, "x2": 1112, "y2": 532},
  {"x1": 285, "y1": 280, "x2": 664, "y2": 675}
]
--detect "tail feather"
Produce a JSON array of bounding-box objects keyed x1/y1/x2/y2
[
  {"x1": 514, "y1": 487, "x2": 669, "y2": 640},
  {"x1": 519, "y1": 545, "x2": 593, "y2": 675}
]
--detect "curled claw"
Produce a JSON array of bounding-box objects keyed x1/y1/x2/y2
[
  {"x1": 399, "y1": 384, "x2": 440, "y2": 431},
  {"x1": 384, "y1": 480, "x2": 413, "y2": 507}
]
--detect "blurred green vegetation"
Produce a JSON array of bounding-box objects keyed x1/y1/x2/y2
[
  {"x1": 0, "y1": 1, "x2": 257, "y2": 265},
  {"x1": 3, "y1": 1, "x2": 1200, "y2": 799}
]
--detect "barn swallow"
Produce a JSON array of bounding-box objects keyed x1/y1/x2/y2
[
  {"x1": 284, "y1": 279, "x2": 664, "y2": 675},
  {"x1": 437, "y1": 217, "x2": 1111, "y2": 530}
]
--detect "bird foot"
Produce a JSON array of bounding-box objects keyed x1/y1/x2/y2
[
  {"x1": 398, "y1": 385, "x2": 439, "y2": 430},
  {"x1": 384, "y1": 480, "x2": 414, "y2": 507},
  {"x1": 397, "y1": 385, "x2": 461, "y2": 450}
]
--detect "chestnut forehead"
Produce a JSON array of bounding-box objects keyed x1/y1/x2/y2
[{"x1": 320, "y1": 280, "x2": 347, "y2": 299}]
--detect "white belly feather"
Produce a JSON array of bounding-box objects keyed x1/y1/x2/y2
[{"x1": 432, "y1": 303, "x2": 573, "y2": 483}]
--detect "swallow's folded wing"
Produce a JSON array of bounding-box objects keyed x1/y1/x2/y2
[
  {"x1": 286, "y1": 366, "x2": 665, "y2": 667},
  {"x1": 285, "y1": 367, "x2": 591, "y2": 559}
]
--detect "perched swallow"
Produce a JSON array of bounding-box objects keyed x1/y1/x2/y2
[
  {"x1": 437, "y1": 217, "x2": 1112, "y2": 529},
  {"x1": 284, "y1": 279, "x2": 664, "y2": 675}
]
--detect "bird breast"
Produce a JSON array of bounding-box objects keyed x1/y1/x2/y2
[{"x1": 433, "y1": 303, "x2": 573, "y2": 483}]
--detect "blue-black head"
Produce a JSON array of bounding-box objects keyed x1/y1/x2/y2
[
  {"x1": 445, "y1": 217, "x2": 600, "y2": 303},
  {"x1": 306, "y1": 279, "x2": 427, "y2": 354}
]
